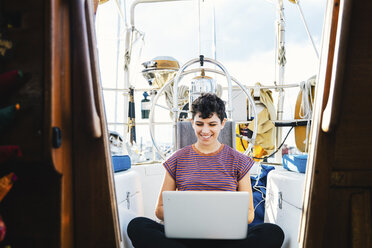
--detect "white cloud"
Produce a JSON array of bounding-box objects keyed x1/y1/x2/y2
[
  {"x1": 285, "y1": 41, "x2": 320, "y2": 82},
  {"x1": 221, "y1": 40, "x2": 318, "y2": 86}
]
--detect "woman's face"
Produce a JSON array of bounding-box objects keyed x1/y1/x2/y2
[{"x1": 191, "y1": 112, "x2": 226, "y2": 147}]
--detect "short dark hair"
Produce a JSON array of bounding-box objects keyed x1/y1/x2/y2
[{"x1": 191, "y1": 93, "x2": 225, "y2": 122}]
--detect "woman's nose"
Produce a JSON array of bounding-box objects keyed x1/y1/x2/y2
[{"x1": 201, "y1": 125, "x2": 210, "y2": 133}]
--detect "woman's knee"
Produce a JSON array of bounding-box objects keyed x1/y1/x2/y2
[
  {"x1": 261, "y1": 223, "x2": 285, "y2": 246},
  {"x1": 127, "y1": 217, "x2": 150, "y2": 237},
  {"x1": 270, "y1": 223, "x2": 284, "y2": 240},
  {"x1": 249, "y1": 223, "x2": 284, "y2": 247}
]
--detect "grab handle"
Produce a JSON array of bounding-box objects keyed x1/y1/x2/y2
[
  {"x1": 73, "y1": 0, "x2": 102, "y2": 138},
  {"x1": 321, "y1": 0, "x2": 351, "y2": 133}
]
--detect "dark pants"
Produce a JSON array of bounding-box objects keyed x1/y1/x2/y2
[{"x1": 127, "y1": 217, "x2": 284, "y2": 248}]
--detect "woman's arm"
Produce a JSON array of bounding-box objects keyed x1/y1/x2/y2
[
  {"x1": 237, "y1": 172, "x2": 255, "y2": 224},
  {"x1": 155, "y1": 171, "x2": 177, "y2": 221}
]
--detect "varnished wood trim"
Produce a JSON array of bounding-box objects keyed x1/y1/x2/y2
[
  {"x1": 321, "y1": 0, "x2": 352, "y2": 133},
  {"x1": 46, "y1": 0, "x2": 74, "y2": 246},
  {"x1": 351, "y1": 191, "x2": 372, "y2": 248},
  {"x1": 71, "y1": 0, "x2": 121, "y2": 247},
  {"x1": 331, "y1": 171, "x2": 372, "y2": 187},
  {"x1": 299, "y1": 0, "x2": 340, "y2": 247},
  {"x1": 85, "y1": 0, "x2": 122, "y2": 246},
  {"x1": 73, "y1": 0, "x2": 102, "y2": 139}
]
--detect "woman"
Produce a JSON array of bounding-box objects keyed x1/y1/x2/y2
[{"x1": 128, "y1": 93, "x2": 284, "y2": 248}]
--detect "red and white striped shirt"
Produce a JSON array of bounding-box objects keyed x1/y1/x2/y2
[{"x1": 163, "y1": 144, "x2": 254, "y2": 191}]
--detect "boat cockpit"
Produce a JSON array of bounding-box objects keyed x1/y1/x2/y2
[{"x1": 94, "y1": 0, "x2": 324, "y2": 247}]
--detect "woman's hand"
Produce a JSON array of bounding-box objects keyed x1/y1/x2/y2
[
  {"x1": 155, "y1": 171, "x2": 177, "y2": 221},
  {"x1": 237, "y1": 172, "x2": 255, "y2": 224}
]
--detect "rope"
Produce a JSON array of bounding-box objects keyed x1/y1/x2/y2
[
  {"x1": 125, "y1": 26, "x2": 145, "y2": 72},
  {"x1": 299, "y1": 81, "x2": 312, "y2": 119},
  {"x1": 299, "y1": 76, "x2": 315, "y2": 152},
  {"x1": 278, "y1": 45, "x2": 286, "y2": 66},
  {"x1": 163, "y1": 84, "x2": 189, "y2": 118}
]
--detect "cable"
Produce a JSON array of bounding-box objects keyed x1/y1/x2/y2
[
  {"x1": 252, "y1": 165, "x2": 267, "y2": 211},
  {"x1": 253, "y1": 126, "x2": 294, "y2": 160},
  {"x1": 254, "y1": 199, "x2": 265, "y2": 212},
  {"x1": 239, "y1": 125, "x2": 247, "y2": 151},
  {"x1": 240, "y1": 137, "x2": 246, "y2": 151}
]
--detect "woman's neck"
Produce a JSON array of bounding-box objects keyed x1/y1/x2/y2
[{"x1": 194, "y1": 141, "x2": 222, "y2": 154}]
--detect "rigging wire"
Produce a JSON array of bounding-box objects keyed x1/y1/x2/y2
[
  {"x1": 198, "y1": 0, "x2": 201, "y2": 56},
  {"x1": 212, "y1": 2, "x2": 217, "y2": 61},
  {"x1": 294, "y1": 1, "x2": 319, "y2": 59},
  {"x1": 114, "y1": 0, "x2": 125, "y2": 21}
]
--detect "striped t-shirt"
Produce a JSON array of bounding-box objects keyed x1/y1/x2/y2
[{"x1": 163, "y1": 144, "x2": 254, "y2": 191}]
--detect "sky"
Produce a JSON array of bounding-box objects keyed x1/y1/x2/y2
[{"x1": 95, "y1": 0, "x2": 327, "y2": 150}]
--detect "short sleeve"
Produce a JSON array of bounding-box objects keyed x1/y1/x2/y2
[
  {"x1": 162, "y1": 152, "x2": 178, "y2": 180},
  {"x1": 237, "y1": 155, "x2": 255, "y2": 181}
]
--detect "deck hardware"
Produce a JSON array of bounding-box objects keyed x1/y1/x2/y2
[
  {"x1": 126, "y1": 191, "x2": 131, "y2": 209},
  {"x1": 199, "y1": 55, "x2": 204, "y2": 66},
  {"x1": 52, "y1": 127, "x2": 62, "y2": 148},
  {"x1": 278, "y1": 192, "x2": 283, "y2": 209}
]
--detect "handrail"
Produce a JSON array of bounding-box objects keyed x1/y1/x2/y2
[
  {"x1": 102, "y1": 83, "x2": 303, "y2": 93},
  {"x1": 321, "y1": 0, "x2": 352, "y2": 133},
  {"x1": 74, "y1": 0, "x2": 102, "y2": 138}
]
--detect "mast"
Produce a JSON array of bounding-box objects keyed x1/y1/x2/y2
[{"x1": 275, "y1": 0, "x2": 286, "y2": 162}]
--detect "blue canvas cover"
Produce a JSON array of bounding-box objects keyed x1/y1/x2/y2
[
  {"x1": 112, "y1": 155, "x2": 131, "y2": 172},
  {"x1": 283, "y1": 154, "x2": 308, "y2": 173}
]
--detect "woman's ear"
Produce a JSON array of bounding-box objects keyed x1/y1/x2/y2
[{"x1": 221, "y1": 118, "x2": 226, "y2": 128}]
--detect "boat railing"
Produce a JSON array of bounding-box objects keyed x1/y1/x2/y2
[{"x1": 102, "y1": 82, "x2": 309, "y2": 95}]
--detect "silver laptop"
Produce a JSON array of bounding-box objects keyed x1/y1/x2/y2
[{"x1": 162, "y1": 191, "x2": 250, "y2": 240}]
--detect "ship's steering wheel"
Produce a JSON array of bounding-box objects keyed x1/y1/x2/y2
[{"x1": 149, "y1": 57, "x2": 258, "y2": 160}]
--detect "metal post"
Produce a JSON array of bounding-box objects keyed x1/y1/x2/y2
[
  {"x1": 275, "y1": 0, "x2": 286, "y2": 162},
  {"x1": 123, "y1": 26, "x2": 132, "y2": 142}
]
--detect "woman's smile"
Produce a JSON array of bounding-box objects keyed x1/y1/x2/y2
[{"x1": 200, "y1": 133, "x2": 212, "y2": 141}]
